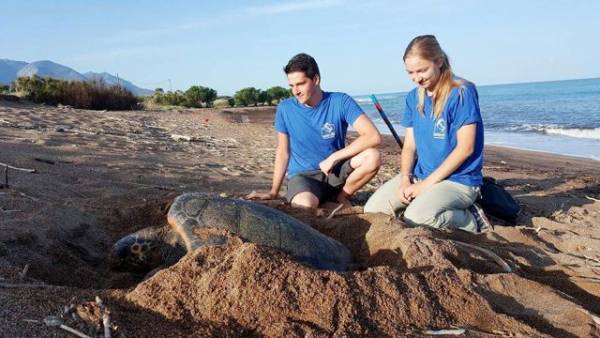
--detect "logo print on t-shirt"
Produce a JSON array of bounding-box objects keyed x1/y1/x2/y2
[
  {"x1": 433, "y1": 119, "x2": 446, "y2": 139},
  {"x1": 321, "y1": 122, "x2": 335, "y2": 139}
]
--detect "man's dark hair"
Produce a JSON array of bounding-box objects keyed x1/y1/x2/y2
[{"x1": 283, "y1": 53, "x2": 320, "y2": 79}]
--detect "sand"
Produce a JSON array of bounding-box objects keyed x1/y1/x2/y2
[{"x1": 0, "y1": 99, "x2": 599, "y2": 337}]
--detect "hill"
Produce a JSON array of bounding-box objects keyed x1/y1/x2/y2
[{"x1": 0, "y1": 58, "x2": 152, "y2": 96}]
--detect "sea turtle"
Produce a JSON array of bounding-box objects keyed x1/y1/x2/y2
[{"x1": 110, "y1": 193, "x2": 352, "y2": 272}]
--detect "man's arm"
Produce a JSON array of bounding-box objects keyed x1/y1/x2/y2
[
  {"x1": 246, "y1": 132, "x2": 289, "y2": 200},
  {"x1": 319, "y1": 114, "x2": 381, "y2": 174},
  {"x1": 269, "y1": 132, "x2": 290, "y2": 197}
]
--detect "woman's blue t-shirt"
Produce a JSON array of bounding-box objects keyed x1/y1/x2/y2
[
  {"x1": 401, "y1": 82, "x2": 484, "y2": 186},
  {"x1": 275, "y1": 92, "x2": 363, "y2": 177}
]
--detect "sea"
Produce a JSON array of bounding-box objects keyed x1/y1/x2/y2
[{"x1": 353, "y1": 77, "x2": 600, "y2": 161}]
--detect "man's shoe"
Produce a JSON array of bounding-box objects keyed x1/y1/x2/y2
[{"x1": 469, "y1": 203, "x2": 493, "y2": 233}]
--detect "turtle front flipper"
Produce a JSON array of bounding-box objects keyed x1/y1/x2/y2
[{"x1": 110, "y1": 226, "x2": 180, "y2": 273}]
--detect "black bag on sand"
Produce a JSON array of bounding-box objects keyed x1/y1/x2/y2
[{"x1": 477, "y1": 176, "x2": 520, "y2": 225}]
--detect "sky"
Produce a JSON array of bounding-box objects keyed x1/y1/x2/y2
[{"x1": 1, "y1": 0, "x2": 599, "y2": 96}]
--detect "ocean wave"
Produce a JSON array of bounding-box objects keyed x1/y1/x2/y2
[
  {"x1": 488, "y1": 124, "x2": 600, "y2": 140},
  {"x1": 544, "y1": 127, "x2": 600, "y2": 139}
]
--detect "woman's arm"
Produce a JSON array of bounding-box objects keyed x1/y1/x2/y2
[
  {"x1": 398, "y1": 128, "x2": 417, "y2": 203},
  {"x1": 404, "y1": 123, "x2": 476, "y2": 198},
  {"x1": 423, "y1": 123, "x2": 476, "y2": 185}
]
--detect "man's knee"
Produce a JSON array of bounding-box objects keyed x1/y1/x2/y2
[
  {"x1": 290, "y1": 192, "x2": 319, "y2": 208},
  {"x1": 355, "y1": 148, "x2": 381, "y2": 172}
]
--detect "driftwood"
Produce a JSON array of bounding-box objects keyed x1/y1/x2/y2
[
  {"x1": 170, "y1": 134, "x2": 194, "y2": 142},
  {"x1": 450, "y1": 240, "x2": 512, "y2": 273},
  {"x1": 326, "y1": 203, "x2": 345, "y2": 219},
  {"x1": 18, "y1": 264, "x2": 29, "y2": 281},
  {"x1": 0, "y1": 162, "x2": 36, "y2": 173},
  {"x1": 0, "y1": 162, "x2": 36, "y2": 188},
  {"x1": 387, "y1": 199, "x2": 397, "y2": 218},
  {"x1": 423, "y1": 328, "x2": 466, "y2": 335},
  {"x1": 43, "y1": 316, "x2": 92, "y2": 338},
  {"x1": 95, "y1": 296, "x2": 112, "y2": 338}
]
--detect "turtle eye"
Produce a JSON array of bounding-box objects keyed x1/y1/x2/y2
[{"x1": 131, "y1": 243, "x2": 141, "y2": 254}]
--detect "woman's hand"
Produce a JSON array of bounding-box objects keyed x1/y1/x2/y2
[
  {"x1": 397, "y1": 176, "x2": 414, "y2": 204},
  {"x1": 403, "y1": 180, "x2": 434, "y2": 201}
]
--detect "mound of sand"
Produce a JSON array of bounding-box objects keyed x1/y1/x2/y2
[{"x1": 126, "y1": 213, "x2": 596, "y2": 337}]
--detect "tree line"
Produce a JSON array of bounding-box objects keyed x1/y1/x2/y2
[
  {"x1": 149, "y1": 86, "x2": 292, "y2": 108},
  {"x1": 3, "y1": 75, "x2": 293, "y2": 110}
]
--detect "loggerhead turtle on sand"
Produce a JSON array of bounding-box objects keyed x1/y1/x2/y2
[{"x1": 110, "y1": 193, "x2": 351, "y2": 272}]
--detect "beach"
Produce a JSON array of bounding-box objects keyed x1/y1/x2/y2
[{"x1": 1, "y1": 99, "x2": 599, "y2": 337}]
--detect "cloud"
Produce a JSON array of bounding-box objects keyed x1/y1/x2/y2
[
  {"x1": 102, "y1": 0, "x2": 346, "y2": 43},
  {"x1": 244, "y1": 0, "x2": 345, "y2": 16}
]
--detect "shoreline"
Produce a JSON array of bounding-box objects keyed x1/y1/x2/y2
[{"x1": 372, "y1": 124, "x2": 600, "y2": 162}]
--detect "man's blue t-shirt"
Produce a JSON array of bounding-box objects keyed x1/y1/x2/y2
[
  {"x1": 400, "y1": 81, "x2": 484, "y2": 186},
  {"x1": 275, "y1": 92, "x2": 363, "y2": 177}
]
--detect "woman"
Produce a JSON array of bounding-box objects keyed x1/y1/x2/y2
[{"x1": 364, "y1": 35, "x2": 490, "y2": 233}]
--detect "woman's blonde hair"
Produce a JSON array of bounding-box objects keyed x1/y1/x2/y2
[{"x1": 403, "y1": 35, "x2": 461, "y2": 119}]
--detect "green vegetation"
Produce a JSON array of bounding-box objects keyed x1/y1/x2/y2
[
  {"x1": 234, "y1": 87, "x2": 259, "y2": 107},
  {"x1": 149, "y1": 90, "x2": 187, "y2": 107},
  {"x1": 7, "y1": 76, "x2": 293, "y2": 111},
  {"x1": 184, "y1": 86, "x2": 217, "y2": 107},
  {"x1": 232, "y1": 86, "x2": 292, "y2": 107},
  {"x1": 11, "y1": 76, "x2": 139, "y2": 110},
  {"x1": 213, "y1": 96, "x2": 235, "y2": 108},
  {"x1": 148, "y1": 84, "x2": 291, "y2": 109},
  {"x1": 147, "y1": 85, "x2": 217, "y2": 108},
  {"x1": 0, "y1": 84, "x2": 9, "y2": 94},
  {"x1": 266, "y1": 86, "x2": 292, "y2": 104}
]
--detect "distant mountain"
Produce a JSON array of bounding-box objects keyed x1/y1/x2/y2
[
  {"x1": 17, "y1": 60, "x2": 87, "y2": 82},
  {"x1": 83, "y1": 71, "x2": 153, "y2": 97},
  {"x1": 0, "y1": 58, "x2": 153, "y2": 96},
  {"x1": 0, "y1": 59, "x2": 28, "y2": 85}
]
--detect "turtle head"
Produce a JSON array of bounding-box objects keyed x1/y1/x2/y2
[{"x1": 109, "y1": 228, "x2": 166, "y2": 273}]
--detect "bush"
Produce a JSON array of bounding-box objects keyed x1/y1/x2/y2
[
  {"x1": 0, "y1": 84, "x2": 9, "y2": 94},
  {"x1": 234, "y1": 87, "x2": 259, "y2": 107},
  {"x1": 147, "y1": 85, "x2": 217, "y2": 108},
  {"x1": 184, "y1": 85, "x2": 217, "y2": 108},
  {"x1": 149, "y1": 90, "x2": 186, "y2": 107},
  {"x1": 213, "y1": 96, "x2": 235, "y2": 108},
  {"x1": 266, "y1": 86, "x2": 292, "y2": 104},
  {"x1": 12, "y1": 76, "x2": 139, "y2": 110},
  {"x1": 257, "y1": 90, "x2": 272, "y2": 106}
]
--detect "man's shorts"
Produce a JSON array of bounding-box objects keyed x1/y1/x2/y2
[{"x1": 285, "y1": 159, "x2": 354, "y2": 203}]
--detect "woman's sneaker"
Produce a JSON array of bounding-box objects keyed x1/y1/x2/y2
[{"x1": 469, "y1": 203, "x2": 493, "y2": 233}]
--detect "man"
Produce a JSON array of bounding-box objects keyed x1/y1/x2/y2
[{"x1": 247, "y1": 53, "x2": 381, "y2": 208}]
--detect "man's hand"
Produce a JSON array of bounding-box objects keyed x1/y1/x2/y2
[
  {"x1": 245, "y1": 191, "x2": 277, "y2": 200},
  {"x1": 319, "y1": 154, "x2": 340, "y2": 176}
]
